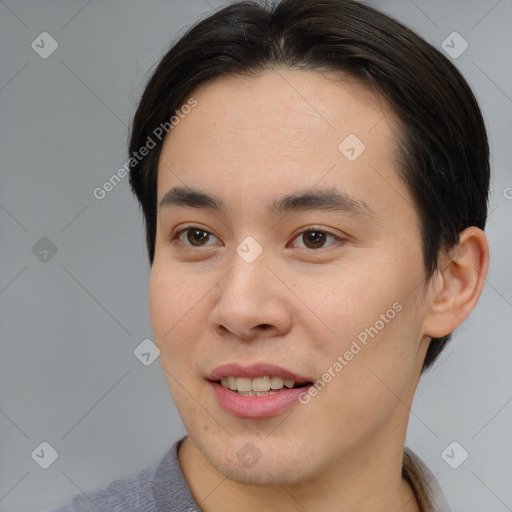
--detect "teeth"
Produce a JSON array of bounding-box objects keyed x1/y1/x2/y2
[
  {"x1": 236, "y1": 377, "x2": 252, "y2": 392},
  {"x1": 252, "y1": 376, "x2": 271, "y2": 391},
  {"x1": 270, "y1": 376, "x2": 284, "y2": 389},
  {"x1": 219, "y1": 376, "x2": 297, "y2": 392},
  {"x1": 240, "y1": 390, "x2": 279, "y2": 396},
  {"x1": 220, "y1": 376, "x2": 238, "y2": 391}
]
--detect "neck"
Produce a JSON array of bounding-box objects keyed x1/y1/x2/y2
[{"x1": 178, "y1": 426, "x2": 420, "y2": 512}]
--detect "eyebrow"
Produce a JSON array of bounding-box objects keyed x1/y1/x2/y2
[{"x1": 159, "y1": 186, "x2": 375, "y2": 217}]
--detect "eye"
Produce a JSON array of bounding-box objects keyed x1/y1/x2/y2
[
  {"x1": 290, "y1": 229, "x2": 341, "y2": 249},
  {"x1": 172, "y1": 226, "x2": 220, "y2": 247}
]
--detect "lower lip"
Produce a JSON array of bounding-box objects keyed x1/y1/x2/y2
[{"x1": 209, "y1": 381, "x2": 312, "y2": 418}]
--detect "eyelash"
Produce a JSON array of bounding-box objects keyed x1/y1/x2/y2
[{"x1": 170, "y1": 225, "x2": 343, "y2": 250}]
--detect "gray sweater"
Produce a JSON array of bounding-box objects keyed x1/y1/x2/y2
[{"x1": 46, "y1": 437, "x2": 451, "y2": 511}]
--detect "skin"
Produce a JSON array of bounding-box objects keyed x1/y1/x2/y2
[{"x1": 149, "y1": 69, "x2": 489, "y2": 512}]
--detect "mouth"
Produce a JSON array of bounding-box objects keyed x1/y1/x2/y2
[
  {"x1": 207, "y1": 363, "x2": 315, "y2": 418},
  {"x1": 214, "y1": 376, "x2": 313, "y2": 396}
]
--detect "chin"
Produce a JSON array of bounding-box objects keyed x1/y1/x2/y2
[
  {"x1": 213, "y1": 452, "x2": 311, "y2": 487},
  {"x1": 191, "y1": 429, "x2": 321, "y2": 487}
]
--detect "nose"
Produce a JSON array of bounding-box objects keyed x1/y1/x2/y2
[{"x1": 209, "y1": 252, "x2": 293, "y2": 341}]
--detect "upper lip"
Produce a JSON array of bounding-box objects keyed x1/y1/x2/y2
[{"x1": 207, "y1": 362, "x2": 313, "y2": 384}]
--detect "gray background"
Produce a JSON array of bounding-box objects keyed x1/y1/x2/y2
[{"x1": 0, "y1": 0, "x2": 511, "y2": 511}]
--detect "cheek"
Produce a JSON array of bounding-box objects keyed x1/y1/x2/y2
[
  {"x1": 148, "y1": 264, "x2": 205, "y2": 372},
  {"x1": 148, "y1": 264, "x2": 220, "y2": 430},
  {"x1": 149, "y1": 266, "x2": 180, "y2": 337},
  {"x1": 292, "y1": 260, "x2": 403, "y2": 347},
  {"x1": 298, "y1": 255, "x2": 425, "y2": 395}
]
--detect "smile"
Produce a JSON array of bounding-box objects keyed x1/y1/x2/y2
[{"x1": 218, "y1": 376, "x2": 310, "y2": 396}]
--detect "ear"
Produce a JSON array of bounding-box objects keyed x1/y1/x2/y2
[{"x1": 423, "y1": 227, "x2": 489, "y2": 338}]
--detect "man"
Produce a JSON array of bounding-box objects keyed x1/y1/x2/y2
[{"x1": 48, "y1": 0, "x2": 489, "y2": 510}]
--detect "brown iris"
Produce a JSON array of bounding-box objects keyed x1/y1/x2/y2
[
  {"x1": 186, "y1": 229, "x2": 209, "y2": 246},
  {"x1": 302, "y1": 230, "x2": 327, "y2": 249}
]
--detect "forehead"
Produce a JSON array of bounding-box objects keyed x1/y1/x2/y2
[{"x1": 157, "y1": 69, "x2": 406, "y2": 216}]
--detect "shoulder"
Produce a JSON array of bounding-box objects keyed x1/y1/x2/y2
[
  {"x1": 45, "y1": 438, "x2": 196, "y2": 512},
  {"x1": 44, "y1": 462, "x2": 158, "y2": 512}
]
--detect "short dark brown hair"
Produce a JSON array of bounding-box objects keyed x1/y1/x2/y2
[{"x1": 128, "y1": 0, "x2": 490, "y2": 372}]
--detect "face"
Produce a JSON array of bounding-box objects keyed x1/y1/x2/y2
[{"x1": 149, "y1": 70, "x2": 433, "y2": 486}]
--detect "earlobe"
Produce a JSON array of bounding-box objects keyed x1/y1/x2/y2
[{"x1": 423, "y1": 227, "x2": 489, "y2": 338}]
